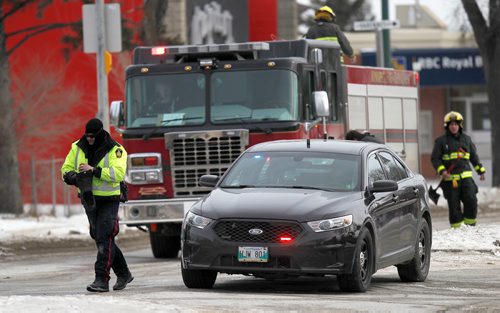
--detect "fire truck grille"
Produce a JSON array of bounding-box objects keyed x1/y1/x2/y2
[
  {"x1": 171, "y1": 136, "x2": 243, "y2": 167},
  {"x1": 213, "y1": 220, "x2": 303, "y2": 243},
  {"x1": 166, "y1": 130, "x2": 248, "y2": 197}
]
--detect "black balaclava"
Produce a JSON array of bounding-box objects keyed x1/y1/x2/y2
[
  {"x1": 84, "y1": 118, "x2": 105, "y2": 162},
  {"x1": 85, "y1": 118, "x2": 105, "y2": 146}
]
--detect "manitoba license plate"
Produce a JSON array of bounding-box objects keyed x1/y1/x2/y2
[{"x1": 238, "y1": 246, "x2": 269, "y2": 263}]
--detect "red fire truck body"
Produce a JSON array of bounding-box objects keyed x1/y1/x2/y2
[{"x1": 110, "y1": 39, "x2": 420, "y2": 257}]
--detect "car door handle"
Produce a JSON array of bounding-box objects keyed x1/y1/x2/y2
[
  {"x1": 413, "y1": 188, "x2": 419, "y2": 195},
  {"x1": 392, "y1": 194, "x2": 399, "y2": 202}
]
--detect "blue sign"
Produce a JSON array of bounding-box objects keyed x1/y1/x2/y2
[{"x1": 361, "y1": 48, "x2": 485, "y2": 86}]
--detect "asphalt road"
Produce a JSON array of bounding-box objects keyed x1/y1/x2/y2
[{"x1": 1, "y1": 207, "x2": 500, "y2": 312}]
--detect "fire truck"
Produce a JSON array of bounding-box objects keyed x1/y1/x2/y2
[{"x1": 109, "y1": 39, "x2": 420, "y2": 258}]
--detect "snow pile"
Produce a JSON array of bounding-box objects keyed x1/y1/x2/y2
[
  {"x1": 433, "y1": 224, "x2": 500, "y2": 255},
  {"x1": 0, "y1": 214, "x2": 89, "y2": 243}
]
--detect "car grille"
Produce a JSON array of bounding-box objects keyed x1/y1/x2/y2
[
  {"x1": 220, "y1": 255, "x2": 291, "y2": 269},
  {"x1": 165, "y1": 130, "x2": 249, "y2": 197},
  {"x1": 213, "y1": 220, "x2": 303, "y2": 243}
]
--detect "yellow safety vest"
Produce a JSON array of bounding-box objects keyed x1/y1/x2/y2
[{"x1": 61, "y1": 141, "x2": 127, "y2": 196}]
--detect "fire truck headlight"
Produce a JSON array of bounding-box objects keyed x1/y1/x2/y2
[
  {"x1": 146, "y1": 171, "x2": 159, "y2": 181},
  {"x1": 127, "y1": 153, "x2": 164, "y2": 185},
  {"x1": 131, "y1": 172, "x2": 146, "y2": 182},
  {"x1": 129, "y1": 170, "x2": 163, "y2": 184}
]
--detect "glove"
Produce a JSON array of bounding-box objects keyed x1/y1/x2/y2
[
  {"x1": 76, "y1": 170, "x2": 95, "y2": 211},
  {"x1": 63, "y1": 171, "x2": 77, "y2": 186}
]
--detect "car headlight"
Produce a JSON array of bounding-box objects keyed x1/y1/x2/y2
[
  {"x1": 307, "y1": 215, "x2": 353, "y2": 232},
  {"x1": 185, "y1": 211, "x2": 213, "y2": 229}
]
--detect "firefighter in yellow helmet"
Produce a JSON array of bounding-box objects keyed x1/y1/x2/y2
[
  {"x1": 431, "y1": 111, "x2": 486, "y2": 228},
  {"x1": 305, "y1": 5, "x2": 354, "y2": 59}
]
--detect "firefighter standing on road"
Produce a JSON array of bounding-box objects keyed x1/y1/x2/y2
[
  {"x1": 305, "y1": 5, "x2": 354, "y2": 59},
  {"x1": 431, "y1": 111, "x2": 486, "y2": 228},
  {"x1": 61, "y1": 118, "x2": 133, "y2": 292}
]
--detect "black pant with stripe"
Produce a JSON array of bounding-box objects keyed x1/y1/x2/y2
[
  {"x1": 85, "y1": 199, "x2": 129, "y2": 282},
  {"x1": 442, "y1": 178, "x2": 478, "y2": 225}
]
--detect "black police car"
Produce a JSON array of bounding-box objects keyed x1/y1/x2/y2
[{"x1": 181, "y1": 139, "x2": 431, "y2": 292}]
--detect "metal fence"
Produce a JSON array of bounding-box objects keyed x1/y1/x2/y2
[{"x1": 18, "y1": 157, "x2": 83, "y2": 217}]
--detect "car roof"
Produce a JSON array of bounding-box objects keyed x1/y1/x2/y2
[{"x1": 246, "y1": 139, "x2": 384, "y2": 156}]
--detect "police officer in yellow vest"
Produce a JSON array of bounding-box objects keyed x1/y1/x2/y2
[
  {"x1": 305, "y1": 5, "x2": 354, "y2": 59},
  {"x1": 61, "y1": 118, "x2": 133, "y2": 292},
  {"x1": 431, "y1": 111, "x2": 486, "y2": 228}
]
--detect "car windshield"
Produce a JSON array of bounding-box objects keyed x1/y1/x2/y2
[
  {"x1": 220, "y1": 151, "x2": 361, "y2": 192},
  {"x1": 210, "y1": 70, "x2": 299, "y2": 123}
]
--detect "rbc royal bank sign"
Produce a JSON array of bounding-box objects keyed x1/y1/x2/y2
[{"x1": 361, "y1": 48, "x2": 485, "y2": 86}]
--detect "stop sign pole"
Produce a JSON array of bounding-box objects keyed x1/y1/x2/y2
[{"x1": 82, "y1": 2, "x2": 122, "y2": 132}]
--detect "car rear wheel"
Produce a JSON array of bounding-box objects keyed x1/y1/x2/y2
[
  {"x1": 397, "y1": 219, "x2": 431, "y2": 282},
  {"x1": 181, "y1": 267, "x2": 217, "y2": 289},
  {"x1": 337, "y1": 228, "x2": 374, "y2": 292}
]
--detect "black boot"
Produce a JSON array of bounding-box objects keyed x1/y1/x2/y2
[
  {"x1": 113, "y1": 271, "x2": 134, "y2": 291},
  {"x1": 87, "y1": 277, "x2": 109, "y2": 292}
]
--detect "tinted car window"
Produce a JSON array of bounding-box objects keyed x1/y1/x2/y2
[
  {"x1": 368, "y1": 154, "x2": 386, "y2": 185},
  {"x1": 378, "y1": 151, "x2": 405, "y2": 181},
  {"x1": 221, "y1": 151, "x2": 361, "y2": 191},
  {"x1": 393, "y1": 156, "x2": 409, "y2": 179}
]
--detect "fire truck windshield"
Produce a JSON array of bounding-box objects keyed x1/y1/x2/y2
[
  {"x1": 125, "y1": 70, "x2": 298, "y2": 128},
  {"x1": 210, "y1": 70, "x2": 298, "y2": 124}
]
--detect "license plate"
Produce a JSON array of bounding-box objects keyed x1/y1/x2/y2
[{"x1": 238, "y1": 246, "x2": 269, "y2": 263}]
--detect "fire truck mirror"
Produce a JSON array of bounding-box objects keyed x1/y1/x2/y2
[
  {"x1": 313, "y1": 91, "x2": 330, "y2": 117},
  {"x1": 311, "y1": 48, "x2": 323, "y2": 64},
  {"x1": 110, "y1": 100, "x2": 124, "y2": 128}
]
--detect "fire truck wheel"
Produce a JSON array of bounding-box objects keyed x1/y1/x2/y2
[{"x1": 149, "y1": 232, "x2": 181, "y2": 258}]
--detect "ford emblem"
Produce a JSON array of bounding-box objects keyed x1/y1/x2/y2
[{"x1": 248, "y1": 228, "x2": 263, "y2": 235}]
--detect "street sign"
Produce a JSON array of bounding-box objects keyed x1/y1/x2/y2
[
  {"x1": 82, "y1": 3, "x2": 122, "y2": 53},
  {"x1": 353, "y1": 20, "x2": 400, "y2": 32}
]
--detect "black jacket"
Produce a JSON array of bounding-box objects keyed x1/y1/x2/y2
[
  {"x1": 360, "y1": 133, "x2": 383, "y2": 144},
  {"x1": 431, "y1": 130, "x2": 485, "y2": 176},
  {"x1": 305, "y1": 21, "x2": 353, "y2": 57}
]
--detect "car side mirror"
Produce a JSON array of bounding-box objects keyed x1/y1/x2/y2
[
  {"x1": 199, "y1": 175, "x2": 219, "y2": 187},
  {"x1": 110, "y1": 100, "x2": 124, "y2": 128},
  {"x1": 369, "y1": 180, "x2": 398, "y2": 193}
]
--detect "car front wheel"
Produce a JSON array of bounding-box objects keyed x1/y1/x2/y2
[
  {"x1": 337, "y1": 227, "x2": 374, "y2": 292},
  {"x1": 397, "y1": 218, "x2": 431, "y2": 282},
  {"x1": 181, "y1": 266, "x2": 217, "y2": 289}
]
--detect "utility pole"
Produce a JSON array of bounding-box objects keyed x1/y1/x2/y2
[
  {"x1": 95, "y1": 0, "x2": 109, "y2": 131},
  {"x1": 381, "y1": 0, "x2": 392, "y2": 68}
]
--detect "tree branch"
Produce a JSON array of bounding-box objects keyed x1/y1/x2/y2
[
  {"x1": 0, "y1": 0, "x2": 36, "y2": 23},
  {"x1": 461, "y1": 0, "x2": 489, "y2": 49},
  {"x1": 6, "y1": 22, "x2": 80, "y2": 56}
]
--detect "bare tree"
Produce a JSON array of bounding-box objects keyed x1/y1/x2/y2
[
  {"x1": 10, "y1": 55, "x2": 86, "y2": 155},
  {"x1": 0, "y1": 1, "x2": 138, "y2": 214},
  {"x1": 142, "y1": 0, "x2": 183, "y2": 45},
  {"x1": 461, "y1": 0, "x2": 500, "y2": 186}
]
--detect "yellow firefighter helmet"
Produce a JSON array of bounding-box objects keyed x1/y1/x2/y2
[{"x1": 444, "y1": 111, "x2": 464, "y2": 128}]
